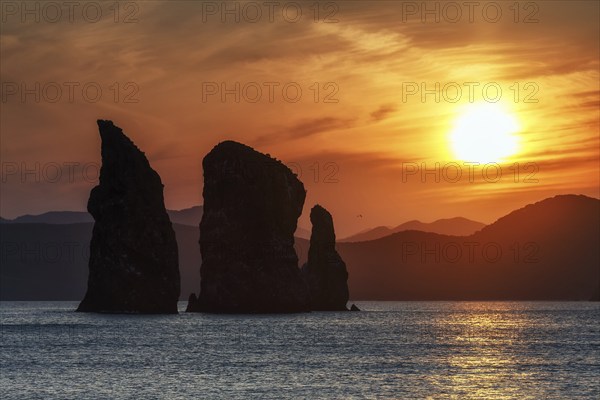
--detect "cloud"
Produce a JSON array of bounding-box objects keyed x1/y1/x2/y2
[
  {"x1": 370, "y1": 104, "x2": 397, "y2": 122},
  {"x1": 1, "y1": 0, "x2": 598, "y2": 229},
  {"x1": 254, "y1": 116, "x2": 357, "y2": 146}
]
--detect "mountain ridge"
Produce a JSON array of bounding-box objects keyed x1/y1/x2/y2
[
  {"x1": 340, "y1": 216, "x2": 486, "y2": 242},
  {"x1": 0, "y1": 206, "x2": 313, "y2": 239},
  {"x1": 1, "y1": 207, "x2": 202, "y2": 226},
  {"x1": 1, "y1": 194, "x2": 598, "y2": 301}
]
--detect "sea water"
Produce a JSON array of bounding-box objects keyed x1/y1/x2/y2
[{"x1": 1, "y1": 301, "x2": 599, "y2": 399}]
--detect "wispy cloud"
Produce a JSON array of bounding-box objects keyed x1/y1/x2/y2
[{"x1": 1, "y1": 0, "x2": 598, "y2": 230}]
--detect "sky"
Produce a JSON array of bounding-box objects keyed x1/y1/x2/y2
[{"x1": 1, "y1": 0, "x2": 599, "y2": 237}]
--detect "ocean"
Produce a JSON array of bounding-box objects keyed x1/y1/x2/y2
[{"x1": 1, "y1": 301, "x2": 598, "y2": 399}]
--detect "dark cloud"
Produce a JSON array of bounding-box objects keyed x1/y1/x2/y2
[{"x1": 370, "y1": 104, "x2": 397, "y2": 121}]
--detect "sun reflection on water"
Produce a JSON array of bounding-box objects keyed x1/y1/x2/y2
[{"x1": 424, "y1": 303, "x2": 569, "y2": 399}]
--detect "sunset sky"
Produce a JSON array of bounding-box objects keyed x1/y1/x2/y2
[{"x1": 1, "y1": 0, "x2": 598, "y2": 237}]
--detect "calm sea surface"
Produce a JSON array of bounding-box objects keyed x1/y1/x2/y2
[{"x1": 1, "y1": 301, "x2": 598, "y2": 399}]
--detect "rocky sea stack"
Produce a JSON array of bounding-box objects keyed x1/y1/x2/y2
[
  {"x1": 302, "y1": 205, "x2": 350, "y2": 311},
  {"x1": 77, "y1": 120, "x2": 180, "y2": 314},
  {"x1": 187, "y1": 141, "x2": 309, "y2": 313}
]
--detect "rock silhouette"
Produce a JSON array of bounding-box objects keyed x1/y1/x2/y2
[
  {"x1": 187, "y1": 141, "x2": 309, "y2": 313},
  {"x1": 302, "y1": 205, "x2": 350, "y2": 311},
  {"x1": 77, "y1": 120, "x2": 180, "y2": 313}
]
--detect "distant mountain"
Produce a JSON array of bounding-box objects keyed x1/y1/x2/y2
[
  {"x1": 340, "y1": 194, "x2": 599, "y2": 300},
  {"x1": 0, "y1": 221, "x2": 305, "y2": 302},
  {"x1": 0, "y1": 211, "x2": 94, "y2": 224},
  {"x1": 1, "y1": 195, "x2": 598, "y2": 301},
  {"x1": 1, "y1": 207, "x2": 204, "y2": 227},
  {"x1": 341, "y1": 226, "x2": 395, "y2": 242},
  {"x1": 0, "y1": 205, "x2": 312, "y2": 238},
  {"x1": 0, "y1": 222, "x2": 197, "y2": 301},
  {"x1": 340, "y1": 217, "x2": 486, "y2": 242},
  {"x1": 167, "y1": 206, "x2": 203, "y2": 226}
]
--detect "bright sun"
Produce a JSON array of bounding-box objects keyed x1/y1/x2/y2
[{"x1": 450, "y1": 103, "x2": 520, "y2": 163}]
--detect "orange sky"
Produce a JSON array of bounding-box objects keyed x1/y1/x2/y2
[{"x1": 1, "y1": 1, "x2": 599, "y2": 237}]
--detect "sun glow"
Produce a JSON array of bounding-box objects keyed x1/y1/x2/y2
[{"x1": 450, "y1": 103, "x2": 521, "y2": 163}]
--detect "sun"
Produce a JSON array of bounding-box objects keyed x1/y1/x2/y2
[{"x1": 450, "y1": 103, "x2": 521, "y2": 163}]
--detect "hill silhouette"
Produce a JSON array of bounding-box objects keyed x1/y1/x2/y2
[
  {"x1": 1, "y1": 211, "x2": 94, "y2": 224},
  {"x1": 1, "y1": 194, "x2": 598, "y2": 301},
  {"x1": 0, "y1": 206, "x2": 313, "y2": 239},
  {"x1": 340, "y1": 217, "x2": 485, "y2": 242},
  {"x1": 341, "y1": 195, "x2": 599, "y2": 300},
  {"x1": 1, "y1": 208, "x2": 202, "y2": 227},
  {"x1": 166, "y1": 206, "x2": 203, "y2": 226}
]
